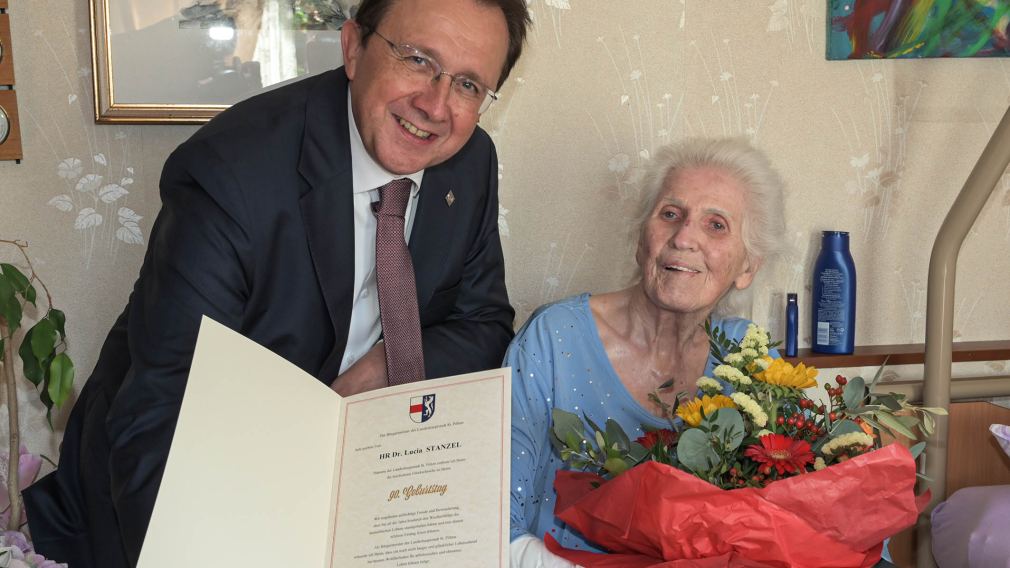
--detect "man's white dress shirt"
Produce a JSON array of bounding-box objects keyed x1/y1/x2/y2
[{"x1": 340, "y1": 91, "x2": 424, "y2": 374}]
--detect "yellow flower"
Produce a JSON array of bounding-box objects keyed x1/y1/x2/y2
[
  {"x1": 821, "y1": 432, "x2": 874, "y2": 456},
  {"x1": 754, "y1": 358, "x2": 818, "y2": 389},
  {"x1": 676, "y1": 395, "x2": 736, "y2": 427}
]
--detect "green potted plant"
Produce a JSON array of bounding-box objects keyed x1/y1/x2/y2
[{"x1": 0, "y1": 238, "x2": 74, "y2": 547}]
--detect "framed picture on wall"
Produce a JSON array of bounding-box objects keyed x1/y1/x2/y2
[
  {"x1": 827, "y1": 0, "x2": 1010, "y2": 60},
  {"x1": 90, "y1": 0, "x2": 350, "y2": 124}
]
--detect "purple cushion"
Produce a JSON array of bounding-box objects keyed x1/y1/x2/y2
[{"x1": 932, "y1": 485, "x2": 1010, "y2": 568}]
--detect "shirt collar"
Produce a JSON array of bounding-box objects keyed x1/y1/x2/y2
[{"x1": 347, "y1": 89, "x2": 424, "y2": 196}]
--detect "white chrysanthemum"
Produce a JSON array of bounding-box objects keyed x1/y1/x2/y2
[
  {"x1": 724, "y1": 352, "x2": 744, "y2": 365},
  {"x1": 759, "y1": 346, "x2": 769, "y2": 356},
  {"x1": 752, "y1": 357, "x2": 771, "y2": 370},
  {"x1": 821, "y1": 432, "x2": 875, "y2": 456},
  {"x1": 713, "y1": 364, "x2": 734, "y2": 379},
  {"x1": 741, "y1": 324, "x2": 770, "y2": 350},
  {"x1": 730, "y1": 392, "x2": 768, "y2": 427},
  {"x1": 814, "y1": 457, "x2": 827, "y2": 471},
  {"x1": 696, "y1": 377, "x2": 723, "y2": 393},
  {"x1": 756, "y1": 429, "x2": 772, "y2": 437},
  {"x1": 740, "y1": 348, "x2": 759, "y2": 359},
  {"x1": 713, "y1": 364, "x2": 748, "y2": 384}
]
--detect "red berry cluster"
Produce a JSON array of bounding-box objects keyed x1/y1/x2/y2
[
  {"x1": 726, "y1": 466, "x2": 769, "y2": 488},
  {"x1": 775, "y1": 398, "x2": 830, "y2": 440},
  {"x1": 824, "y1": 374, "x2": 846, "y2": 395}
]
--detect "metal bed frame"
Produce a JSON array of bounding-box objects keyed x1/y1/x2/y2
[{"x1": 916, "y1": 105, "x2": 1010, "y2": 567}]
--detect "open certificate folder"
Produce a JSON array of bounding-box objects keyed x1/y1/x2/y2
[{"x1": 138, "y1": 317, "x2": 510, "y2": 567}]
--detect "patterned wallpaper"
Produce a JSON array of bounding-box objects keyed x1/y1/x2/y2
[{"x1": 1, "y1": 0, "x2": 1008, "y2": 457}]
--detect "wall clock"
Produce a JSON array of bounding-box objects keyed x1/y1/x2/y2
[{"x1": 0, "y1": 0, "x2": 23, "y2": 163}]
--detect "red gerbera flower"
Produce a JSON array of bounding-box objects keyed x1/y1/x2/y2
[
  {"x1": 744, "y1": 434, "x2": 814, "y2": 475},
  {"x1": 635, "y1": 429, "x2": 678, "y2": 450}
]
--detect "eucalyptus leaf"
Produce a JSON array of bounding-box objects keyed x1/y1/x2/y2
[
  {"x1": 583, "y1": 413, "x2": 604, "y2": 438},
  {"x1": 47, "y1": 353, "x2": 75, "y2": 408},
  {"x1": 842, "y1": 376, "x2": 866, "y2": 409},
  {"x1": 830, "y1": 419, "x2": 863, "y2": 437},
  {"x1": 549, "y1": 433, "x2": 565, "y2": 455},
  {"x1": 678, "y1": 428, "x2": 720, "y2": 474},
  {"x1": 628, "y1": 442, "x2": 649, "y2": 462},
  {"x1": 909, "y1": 442, "x2": 926, "y2": 460},
  {"x1": 564, "y1": 431, "x2": 582, "y2": 452},
  {"x1": 603, "y1": 457, "x2": 629, "y2": 476},
  {"x1": 846, "y1": 405, "x2": 881, "y2": 415},
  {"x1": 552, "y1": 409, "x2": 585, "y2": 445},
  {"x1": 875, "y1": 411, "x2": 917, "y2": 440},
  {"x1": 919, "y1": 407, "x2": 949, "y2": 416},
  {"x1": 896, "y1": 415, "x2": 919, "y2": 429},
  {"x1": 860, "y1": 416, "x2": 884, "y2": 435},
  {"x1": 25, "y1": 285, "x2": 36, "y2": 307},
  {"x1": 709, "y1": 408, "x2": 745, "y2": 452},
  {"x1": 922, "y1": 412, "x2": 936, "y2": 437},
  {"x1": 595, "y1": 430, "x2": 606, "y2": 451},
  {"x1": 606, "y1": 419, "x2": 631, "y2": 453},
  {"x1": 874, "y1": 394, "x2": 902, "y2": 411},
  {"x1": 868, "y1": 357, "x2": 890, "y2": 391}
]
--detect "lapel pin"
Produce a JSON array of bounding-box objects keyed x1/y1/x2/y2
[{"x1": 445, "y1": 190, "x2": 456, "y2": 207}]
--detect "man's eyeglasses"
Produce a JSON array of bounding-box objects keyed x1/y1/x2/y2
[{"x1": 369, "y1": 29, "x2": 499, "y2": 114}]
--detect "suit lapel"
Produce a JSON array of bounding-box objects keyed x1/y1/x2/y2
[
  {"x1": 298, "y1": 70, "x2": 355, "y2": 381},
  {"x1": 410, "y1": 166, "x2": 459, "y2": 311}
]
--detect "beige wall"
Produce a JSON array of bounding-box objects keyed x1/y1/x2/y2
[{"x1": 1, "y1": 0, "x2": 1008, "y2": 458}]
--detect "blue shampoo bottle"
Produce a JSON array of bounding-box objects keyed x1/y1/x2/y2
[{"x1": 811, "y1": 231, "x2": 856, "y2": 354}]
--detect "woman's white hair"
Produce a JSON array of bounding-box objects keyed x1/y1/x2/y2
[{"x1": 632, "y1": 137, "x2": 787, "y2": 316}]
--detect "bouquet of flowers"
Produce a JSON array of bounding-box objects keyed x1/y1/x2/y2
[{"x1": 548, "y1": 323, "x2": 945, "y2": 567}]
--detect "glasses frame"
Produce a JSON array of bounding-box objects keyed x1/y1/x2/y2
[{"x1": 367, "y1": 28, "x2": 499, "y2": 114}]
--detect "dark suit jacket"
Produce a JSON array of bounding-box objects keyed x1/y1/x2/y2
[{"x1": 24, "y1": 68, "x2": 514, "y2": 567}]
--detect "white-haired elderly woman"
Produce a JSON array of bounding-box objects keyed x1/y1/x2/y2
[{"x1": 508, "y1": 137, "x2": 787, "y2": 567}]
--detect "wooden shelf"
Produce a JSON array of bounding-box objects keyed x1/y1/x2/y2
[{"x1": 780, "y1": 340, "x2": 1010, "y2": 368}]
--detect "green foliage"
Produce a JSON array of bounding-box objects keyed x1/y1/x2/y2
[
  {"x1": 705, "y1": 408, "x2": 745, "y2": 453},
  {"x1": 678, "y1": 429, "x2": 719, "y2": 474},
  {"x1": 842, "y1": 376, "x2": 865, "y2": 409},
  {"x1": 550, "y1": 323, "x2": 949, "y2": 491},
  {"x1": 705, "y1": 319, "x2": 735, "y2": 364},
  {"x1": 551, "y1": 409, "x2": 649, "y2": 476},
  {"x1": 0, "y1": 260, "x2": 75, "y2": 426}
]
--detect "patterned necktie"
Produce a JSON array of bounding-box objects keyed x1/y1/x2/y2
[{"x1": 374, "y1": 178, "x2": 425, "y2": 385}]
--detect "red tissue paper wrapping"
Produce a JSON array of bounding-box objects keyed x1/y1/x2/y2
[{"x1": 545, "y1": 443, "x2": 927, "y2": 568}]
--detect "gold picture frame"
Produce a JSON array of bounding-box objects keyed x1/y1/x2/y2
[{"x1": 90, "y1": 0, "x2": 347, "y2": 124}]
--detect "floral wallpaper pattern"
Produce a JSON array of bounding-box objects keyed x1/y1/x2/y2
[{"x1": 1, "y1": 0, "x2": 1007, "y2": 457}]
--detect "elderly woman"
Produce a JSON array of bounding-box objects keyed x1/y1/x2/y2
[{"x1": 508, "y1": 137, "x2": 786, "y2": 566}]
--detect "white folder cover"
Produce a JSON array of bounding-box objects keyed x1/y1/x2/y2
[{"x1": 138, "y1": 316, "x2": 511, "y2": 567}]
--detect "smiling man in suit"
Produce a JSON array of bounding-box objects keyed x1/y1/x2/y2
[{"x1": 24, "y1": 0, "x2": 531, "y2": 566}]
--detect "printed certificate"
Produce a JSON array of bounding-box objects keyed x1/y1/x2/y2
[{"x1": 138, "y1": 317, "x2": 510, "y2": 568}]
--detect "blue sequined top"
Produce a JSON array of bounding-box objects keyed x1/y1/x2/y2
[{"x1": 507, "y1": 293, "x2": 757, "y2": 552}]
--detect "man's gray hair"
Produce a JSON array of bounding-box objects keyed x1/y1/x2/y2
[{"x1": 633, "y1": 137, "x2": 787, "y2": 315}]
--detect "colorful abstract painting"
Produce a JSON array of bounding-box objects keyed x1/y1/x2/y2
[{"x1": 827, "y1": 0, "x2": 1010, "y2": 59}]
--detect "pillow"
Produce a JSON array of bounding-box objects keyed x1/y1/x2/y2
[{"x1": 991, "y1": 424, "x2": 1010, "y2": 460}]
